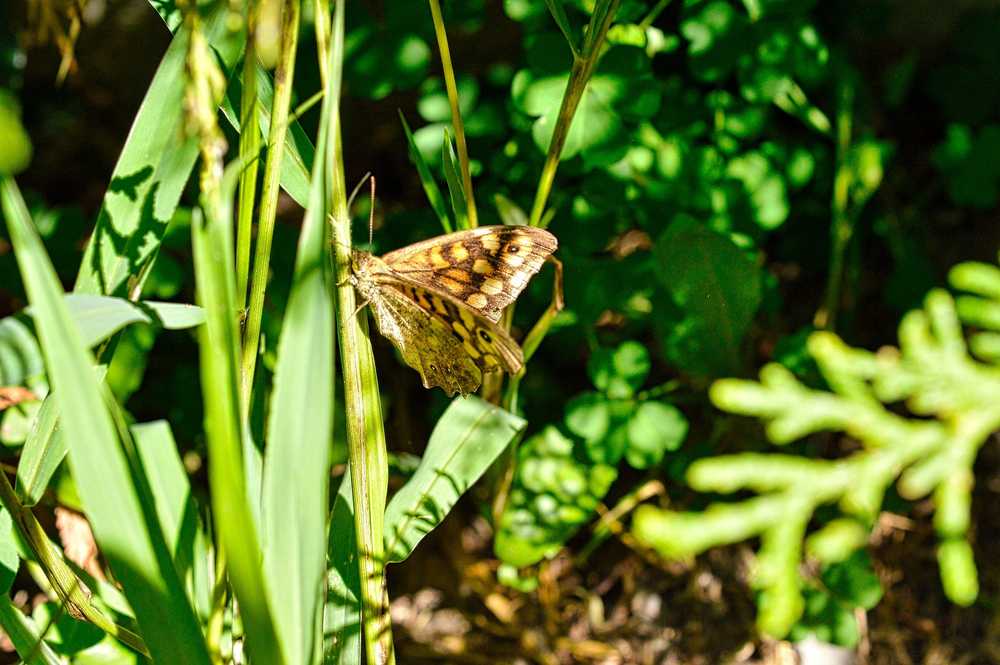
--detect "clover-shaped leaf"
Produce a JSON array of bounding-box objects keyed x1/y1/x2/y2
[{"x1": 625, "y1": 401, "x2": 689, "y2": 469}]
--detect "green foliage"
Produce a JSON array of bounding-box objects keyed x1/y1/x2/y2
[
  {"x1": 495, "y1": 426, "x2": 617, "y2": 567},
  {"x1": 8, "y1": 0, "x2": 1000, "y2": 660},
  {"x1": 634, "y1": 256, "x2": 1000, "y2": 637},
  {"x1": 0, "y1": 90, "x2": 31, "y2": 176},
  {"x1": 497, "y1": 340, "x2": 687, "y2": 569}
]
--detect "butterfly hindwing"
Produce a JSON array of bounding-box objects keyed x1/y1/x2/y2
[
  {"x1": 361, "y1": 277, "x2": 524, "y2": 396},
  {"x1": 380, "y1": 226, "x2": 557, "y2": 323}
]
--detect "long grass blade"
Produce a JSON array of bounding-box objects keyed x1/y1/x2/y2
[
  {"x1": 2, "y1": 176, "x2": 208, "y2": 663},
  {"x1": 324, "y1": 474, "x2": 362, "y2": 665},
  {"x1": 399, "y1": 112, "x2": 451, "y2": 233},
  {"x1": 191, "y1": 167, "x2": 284, "y2": 664},
  {"x1": 261, "y1": 13, "x2": 338, "y2": 658},
  {"x1": 0, "y1": 594, "x2": 61, "y2": 665},
  {"x1": 132, "y1": 421, "x2": 212, "y2": 620},
  {"x1": 74, "y1": 5, "x2": 243, "y2": 298}
]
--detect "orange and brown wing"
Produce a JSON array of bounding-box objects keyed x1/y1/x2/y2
[{"x1": 380, "y1": 226, "x2": 557, "y2": 323}]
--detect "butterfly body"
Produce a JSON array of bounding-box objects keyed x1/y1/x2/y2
[{"x1": 350, "y1": 225, "x2": 557, "y2": 396}]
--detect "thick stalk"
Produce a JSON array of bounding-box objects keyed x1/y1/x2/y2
[
  {"x1": 427, "y1": 0, "x2": 477, "y2": 227},
  {"x1": 327, "y1": 2, "x2": 395, "y2": 662},
  {"x1": 240, "y1": 0, "x2": 301, "y2": 410}
]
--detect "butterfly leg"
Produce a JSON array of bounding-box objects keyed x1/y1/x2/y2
[{"x1": 351, "y1": 299, "x2": 370, "y2": 318}]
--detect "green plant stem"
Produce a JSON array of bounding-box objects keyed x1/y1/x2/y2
[
  {"x1": 240, "y1": 0, "x2": 301, "y2": 412},
  {"x1": 426, "y1": 0, "x2": 477, "y2": 227},
  {"x1": 206, "y1": 546, "x2": 228, "y2": 665},
  {"x1": 639, "y1": 0, "x2": 673, "y2": 29},
  {"x1": 528, "y1": 0, "x2": 621, "y2": 228},
  {"x1": 314, "y1": 0, "x2": 331, "y2": 87},
  {"x1": 327, "y1": 2, "x2": 394, "y2": 662},
  {"x1": 815, "y1": 75, "x2": 854, "y2": 330},
  {"x1": 0, "y1": 469, "x2": 149, "y2": 657},
  {"x1": 502, "y1": 257, "x2": 564, "y2": 413},
  {"x1": 288, "y1": 88, "x2": 324, "y2": 126},
  {"x1": 236, "y1": 1, "x2": 261, "y2": 308},
  {"x1": 576, "y1": 478, "x2": 665, "y2": 564}
]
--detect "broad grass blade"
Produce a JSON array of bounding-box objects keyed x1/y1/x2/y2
[
  {"x1": 74, "y1": 5, "x2": 243, "y2": 298},
  {"x1": 0, "y1": 594, "x2": 61, "y2": 665},
  {"x1": 324, "y1": 474, "x2": 362, "y2": 665},
  {"x1": 132, "y1": 421, "x2": 212, "y2": 620},
  {"x1": 384, "y1": 397, "x2": 526, "y2": 562},
  {"x1": 261, "y1": 31, "x2": 337, "y2": 660},
  {"x1": 190, "y1": 182, "x2": 283, "y2": 664},
  {"x1": 2, "y1": 177, "x2": 210, "y2": 663}
]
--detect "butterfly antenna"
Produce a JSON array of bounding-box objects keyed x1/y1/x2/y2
[{"x1": 369, "y1": 176, "x2": 377, "y2": 246}]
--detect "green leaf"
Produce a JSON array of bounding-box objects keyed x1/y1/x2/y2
[
  {"x1": 496, "y1": 427, "x2": 617, "y2": 568},
  {"x1": 51, "y1": 295, "x2": 203, "y2": 347},
  {"x1": 17, "y1": 382, "x2": 75, "y2": 507},
  {"x1": 544, "y1": 0, "x2": 580, "y2": 56},
  {"x1": 588, "y1": 341, "x2": 650, "y2": 398},
  {"x1": 0, "y1": 509, "x2": 17, "y2": 594},
  {"x1": 131, "y1": 421, "x2": 211, "y2": 619},
  {"x1": 0, "y1": 594, "x2": 62, "y2": 665},
  {"x1": 654, "y1": 216, "x2": 762, "y2": 376},
  {"x1": 726, "y1": 151, "x2": 789, "y2": 230},
  {"x1": 74, "y1": 6, "x2": 243, "y2": 298},
  {"x1": 564, "y1": 392, "x2": 611, "y2": 442},
  {"x1": 190, "y1": 173, "x2": 282, "y2": 663},
  {"x1": 262, "y1": 60, "x2": 337, "y2": 662},
  {"x1": 2, "y1": 176, "x2": 210, "y2": 663},
  {"x1": 625, "y1": 401, "x2": 688, "y2": 469},
  {"x1": 0, "y1": 314, "x2": 45, "y2": 387},
  {"x1": 441, "y1": 129, "x2": 470, "y2": 230},
  {"x1": 0, "y1": 91, "x2": 32, "y2": 176},
  {"x1": 384, "y1": 397, "x2": 526, "y2": 562},
  {"x1": 821, "y1": 550, "x2": 883, "y2": 611},
  {"x1": 399, "y1": 113, "x2": 452, "y2": 233},
  {"x1": 323, "y1": 474, "x2": 362, "y2": 665}
]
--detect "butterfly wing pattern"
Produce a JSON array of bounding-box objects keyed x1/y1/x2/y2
[
  {"x1": 351, "y1": 225, "x2": 558, "y2": 396},
  {"x1": 379, "y1": 226, "x2": 557, "y2": 323}
]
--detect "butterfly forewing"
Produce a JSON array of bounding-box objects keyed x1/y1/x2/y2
[{"x1": 380, "y1": 226, "x2": 557, "y2": 323}]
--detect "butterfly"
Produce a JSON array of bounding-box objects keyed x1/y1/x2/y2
[{"x1": 350, "y1": 225, "x2": 558, "y2": 396}]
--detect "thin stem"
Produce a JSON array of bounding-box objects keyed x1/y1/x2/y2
[
  {"x1": 528, "y1": 0, "x2": 621, "y2": 228},
  {"x1": 639, "y1": 0, "x2": 672, "y2": 30},
  {"x1": 327, "y1": 1, "x2": 395, "y2": 662},
  {"x1": 240, "y1": 0, "x2": 301, "y2": 412},
  {"x1": 236, "y1": 0, "x2": 261, "y2": 307},
  {"x1": 576, "y1": 479, "x2": 665, "y2": 564},
  {"x1": 427, "y1": 0, "x2": 477, "y2": 227},
  {"x1": 815, "y1": 74, "x2": 854, "y2": 331},
  {"x1": 287, "y1": 88, "x2": 325, "y2": 125}
]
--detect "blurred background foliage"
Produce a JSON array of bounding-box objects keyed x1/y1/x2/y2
[{"x1": 4, "y1": 0, "x2": 1000, "y2": 661}]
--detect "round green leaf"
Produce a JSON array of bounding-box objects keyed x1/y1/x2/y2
[
  {"x1": 564, "y1": 392, "x2": 611, "y2": 441},
  {"x1": 625, "y1": 400, "x2": 689, "y2": 469}
]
